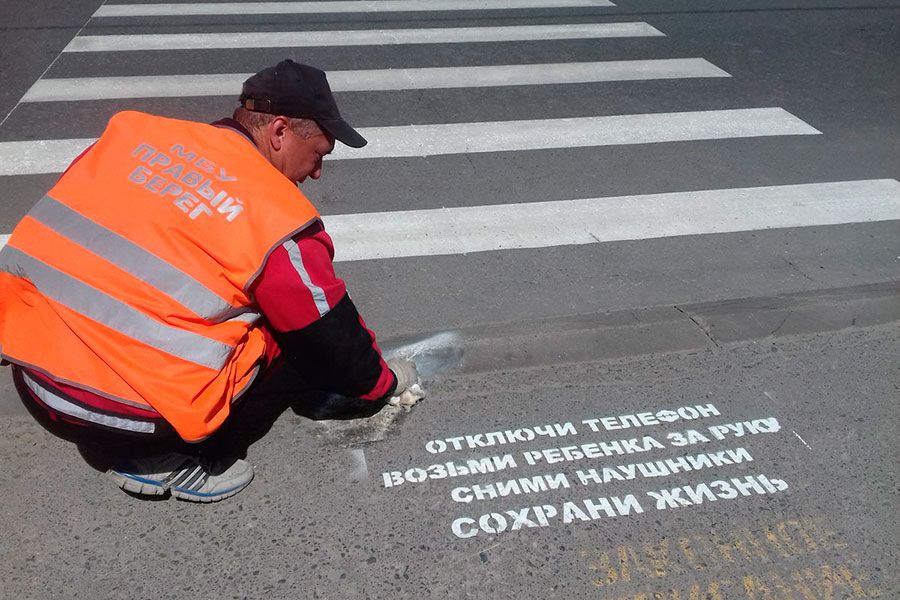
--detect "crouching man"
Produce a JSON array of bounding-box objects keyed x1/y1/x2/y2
[{"x1": 0, "y1": 59, "x2": 421, "y2": 502}]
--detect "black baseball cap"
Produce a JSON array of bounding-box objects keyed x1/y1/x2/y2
[{"x1": 240, "y1": 59, "x2": 367, "y2": 148}]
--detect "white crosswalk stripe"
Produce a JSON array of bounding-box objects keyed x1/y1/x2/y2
[
  {"x1": 0, "y1": 139, "x2": 95, "y2": 177},
  {"x1": 3, "y1": 180, "x2": 898, "y2": 255},
  {"x1": 331, "y1": 109, "x2": 820, "y2": 160},
  {"x1": 22, "y1": 59, "x2": 730, "y2": 102},
  {"x1": 63, "y1": 23, "x2": 664, "y2": 52},
  {"x1": 0, "y1": 109, "x2": 819, "y2": 176},
  {"x1": 93, "y1": 0, "x2": 616, "y2": 17},
  {"x1": 328, "y1": 179, "x2": 900, "y2": 261}
]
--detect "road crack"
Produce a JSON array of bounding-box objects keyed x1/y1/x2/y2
[
  {"x1": 463, "y1": 149, "x2": 478, "y2": 175},
  {"x1": 674, "y1": 306, "x2": 721, "y2": 349},
  {"x1": 783, "y1": 259, "x2": 818, "y2": 283},
  {"x1": 769, "y1": 311, "x2": 793, "y2": 336}
]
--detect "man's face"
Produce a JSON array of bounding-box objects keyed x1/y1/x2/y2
[{"x1": 281, "y1": 123, "x2": 335, "y2": 184}]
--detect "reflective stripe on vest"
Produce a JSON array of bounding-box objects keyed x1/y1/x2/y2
[
  {"x1": 0, "y1": 246, "x2": 232, "y2": 370},
  {"x1": 27, "y1": 194, "x2": 240, "y2": 321}
]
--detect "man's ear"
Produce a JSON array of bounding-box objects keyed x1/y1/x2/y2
[{"x1": 269, "y1": 117, "x2": 290, "y2": 151}]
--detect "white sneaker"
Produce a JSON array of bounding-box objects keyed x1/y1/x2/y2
[{"x1": 108, "y1": 452, "x2": 254, "y2": 502}]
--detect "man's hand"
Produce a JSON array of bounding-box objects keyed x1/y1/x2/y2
[
  {"x1": 387, "y1": 357, "x2": 425, "y2": 411},
  {"x1": 388, "y1": 383, "x2": 426, "y2": 411},
  {"x1": 388, "y1": 357, "x2": 418, "y2": 395}
]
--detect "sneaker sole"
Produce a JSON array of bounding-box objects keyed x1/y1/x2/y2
[
  {"x1": 108, "y1": 470, "x2": 167, "y2": 497},
  {"x1": 171, "y1": 471, "x2": 254, "y2": 503},
  {"x1": 108, "y1": 466, "x2": 254, "y2": 503}
]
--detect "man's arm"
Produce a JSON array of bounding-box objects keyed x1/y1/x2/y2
[{"x1": 251, "y1": 223, "x2": 399, "y2": 416}]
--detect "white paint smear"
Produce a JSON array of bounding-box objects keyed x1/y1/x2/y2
[
  {"x1": 0, "y1": 108, "x2": 817, "y2": 176},
  {"x1": 792, "y1": 431, "x2": 813, "y2": 451},
  {"x1": 64, "y1": 22, "x2": 663, "y2": 52},
  {"x1": 94, "y1": 0, "x2": 615, "y2": 17},
  {"x1": 22, "y1": 59, "x2": 729, "y2": 102},
  {"x1": 348, "y1": 449, "x2": 369, "y2": 482},
  {"x1": 323, "y1": 179, "x2": 900, "y2": 261},
  {"x1": 385, "y1": 331, "x2": 462, "y2": 360},
  {"x1": 384, "y1": 332, "x2": 464, "y2": 378}
]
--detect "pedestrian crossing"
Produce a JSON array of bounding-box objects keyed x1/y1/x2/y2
[
  {"x1": 92, "y1": 0, "x2": 616, "y2": 17},
  {"x1": 64, "y1": 23, "x2": 664, "y2": 52},
  {"x1": 0, "y1": 108, "x2": 820, "y2": 176},
  {"x1": 22, "y1": 59, "x2": 730, "y2": 102},
  {"x1": 328, "y1": 180, "x2": 900, "y2": 261},
  {"x1": 1, "y1": 0, "x2": 898, "y2": 275}
]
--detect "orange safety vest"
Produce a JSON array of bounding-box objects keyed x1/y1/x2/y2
[{"x1": 0, "y1": 111, "x2": 320, "y2": 441}]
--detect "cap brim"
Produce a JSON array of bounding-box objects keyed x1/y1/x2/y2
[{"x1": 318, "y1": 118, "x2": 367, "y2": 148}]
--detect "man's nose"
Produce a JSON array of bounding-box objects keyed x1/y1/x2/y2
[{"x1": 309, "y1": 157, "x2": 323, "y2": 180}]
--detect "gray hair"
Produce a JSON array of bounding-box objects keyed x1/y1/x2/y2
[{"x1": 233, "y1": 107, "x2": 321, "y2": 139}]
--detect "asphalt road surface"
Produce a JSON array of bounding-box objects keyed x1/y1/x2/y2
[{"x1": 0, "y1": 1, "x2": 897, "y2": 598}]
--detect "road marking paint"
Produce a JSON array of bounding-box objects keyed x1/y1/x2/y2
[
  {"x1": 476, "y1": 542, "x2": 504, "y2": 558},
  {"x1": 322, "y1": 180, "x2": 900, "y2": 261},
  {"x1": 94, "y1": 0, "x2": 615, "y2": 17},
  {"x1": 0, "y1": 108, "x2": 816, "y2": 176},
  {"x1": 331, "y1": 108, "x2": 819, "y2": 160},
  {"x1": 0, "y1": 235, "x2": 8, "y2": 249},
  {"x1": 63, "y1": 22, "x2": 663, "y2": 52},
  {"x1": 348, "y1": 449, "x2": 369, "y2": 482},
  {"x1": 792, "y1": 431, "x2": 813, "y2": 451},
  {"x1": 22, "y1": 59, "x2": 729, "y2": 102},
  {"x1": 0, "y1": 138, "x2": 96, "y2": 177},
  {"x1": 3, "y1": 181, "x2": 898, "y2": 257},
  {"x1": 384, "y1": 331, "x2": 464, "y2": 377}
]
